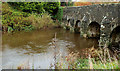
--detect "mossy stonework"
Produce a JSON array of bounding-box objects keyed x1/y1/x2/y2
[{"x1": 62, "y1": 4, "x2": 120, "y2": 47}]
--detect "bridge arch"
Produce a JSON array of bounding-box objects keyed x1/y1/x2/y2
[
  {"x1": 75, "y1": 20, "x2": 81, "y2": 28},
  {"x1": 74, "y1": 20, "x2": 81, "y2": 33},
  {"x1": 67, "y1": 19, "x2": 70, "y2": 26},
  {"x1": 67, "y1": 18, "x2": 74, "y2": 27},
  {"x1": 70, "y1": 18, "x2": 74, "y2": 27},
  {"x1": 110, "y1": 25, "x2": 120, "y2": 43},
  {"x1": 88, "y1": 21, "x2": 100, "y2": 37}
]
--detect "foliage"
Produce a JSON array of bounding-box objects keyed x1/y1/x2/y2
[
  {"x1": 2, "y1": 3, "x2": 32, "y2": 32},
  {"x1": 8, "y1": 2, "x2": 45, "y2": 15},
  {"x1": 8, "y1": 2, "x2": 60, "y2": 16},
  {"x1": 75, "y1": 58, "x2": 89, "y2": 69},
  {"x1": 2, "y1": 3, "x2": 56, "y2": 32},
  {"x1": 53, "y1": 7, "x2": 63, "y2": 23},
  {"x1": 74, "y1": 2, "x2": 120, "y2": 6},
  {"x1": 74, "y1": 2, "x2": 92, "y2": 6},
  {"x1": 61, "y1": 0, "x2": 74, "y2": 6},
  {"x1": 44, "y1": 2, "x2": 60, "y2": 15},
  {"x1": 28, "y1": 13, "x2": 55, "y2": 29},
  {"x1": 57, "y1": 47, "x2": 119, "y2": 69}
]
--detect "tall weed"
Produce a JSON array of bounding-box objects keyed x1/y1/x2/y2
[{"x1": 28, "y1": 13, "x2": 56, "y2": 29}]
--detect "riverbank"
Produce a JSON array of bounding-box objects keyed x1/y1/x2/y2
[
  {"x1": 2, "y1": 3, "x2": 59, "y2": 33},
  {"x1": 56, "y1": 46, "x2": 120, "y2": 69}
]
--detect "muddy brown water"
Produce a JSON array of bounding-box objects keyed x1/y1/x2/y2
[{"x1": 2, "y1": 28, "x2": 98, "y2": 69}]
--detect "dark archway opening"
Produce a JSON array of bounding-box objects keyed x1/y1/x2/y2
[
  {"x1": 70, "y1": 19, "x2": 74, "y2": 27},
  {"x1": 75, "y1": 20, "x2": 80, "y2": 28},
  {"x1": 110, "y1": 26, "x2": 120, "y2": 43},
  {"x1": 88, "y1": 22, "x2": 100, "y2": 38},
  {"x1": 74, "y1": 20, "x2": 80, "y2": 33},
  {"x1": 67, "y1": 19, "x2": 71, "y2": 26},
  {"x1": 66, "y1": 19, "x2": 70, "y2": 30},
  {"x1": 108, "y1": 26, "x2": 120, "y2": 57}
]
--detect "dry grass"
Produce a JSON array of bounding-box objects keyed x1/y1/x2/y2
[
  {"x1": 57, "y1": 45, "x2": 119, "y2": 69},
  {"x1": 87, "y1": 45, "x2": 119, "y2": 69},
  {"x1": 28, "y1": 13, "x2": 56, "y2": 29},
  {"x1": 56, "y1": 52, "x2": 79, "y2": 69}
]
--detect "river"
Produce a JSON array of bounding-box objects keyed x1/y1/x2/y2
[{"x1": 2, "y1": 28, "x2": 98, "y2": 69}]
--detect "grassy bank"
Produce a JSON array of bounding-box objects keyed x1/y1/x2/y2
[
  {"x1": 75, "y1": 47, "x2": 120, "y2": 69},
  {"x1": 57, "y1": 47, "x2": 120, "y2": 69},
  {"x1": 2, "y1": 2, "x2": 58, "y2": 33},
  {"x1": 57, "y1": 48, "x2": 120, "y2": 69}
]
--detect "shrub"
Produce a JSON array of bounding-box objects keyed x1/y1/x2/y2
[
  {"x1": 44, "y1": 2, "x2": 60, "y2": 15},
  {"x1": 8, "y1": 2, "x2": 45, "y2": 15},
  {"x1": 2, "y1": 3, "x2": 34, "y2": 32},
  {"x1": 53, "y1": 7, "x2": 63, "y2": 22},
  {"x1": 28, "y1": 13, "x2": 55, "y2": 29},
  {"x1": 8, "y1": 2, "x2": 60, "y2": 16},
  {"x1": 2, "y1": 2, "x2": 59, "y2": 32}
]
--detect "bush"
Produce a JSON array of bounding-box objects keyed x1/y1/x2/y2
[
  {"x1": 8, "y1": 2, "x2": 45, "y2": 15},
  {"x1": 54, "y1": 7, "x2": 63, "y2": 22},
  {"x1": 44, "y1": 2, "x2": 60, "y2": 15},
  {"x1": 2, "y1": 2, "x2": 59, "y2": 32},
  {"x1": 28, "y1": 13, "x2": 55, "y2": 29},
  {"x1": 2, "y1": 3, "x2": 34, "y2": 32},
  {"x1": 8, "y1": 2, "x2": 60, "y2": 16}
]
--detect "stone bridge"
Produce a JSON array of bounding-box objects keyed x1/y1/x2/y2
[{"x1": 62, "y1": 3, "x2": 120, "y2": 47}]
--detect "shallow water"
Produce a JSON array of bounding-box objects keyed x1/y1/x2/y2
[{"x1": 2, "y1": 28, "x2": 98, "y2": 69}]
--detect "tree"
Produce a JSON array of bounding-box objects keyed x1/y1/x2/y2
[
  {"x1": 8, "y1": 2, "x2": 60, "y2": 15},
  {"x1": 44, "y1": 2, "x2": 60, "y2": 15}
]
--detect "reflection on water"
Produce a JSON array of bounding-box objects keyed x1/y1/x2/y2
[{"x1": 2, "y1": 28, "x2": 98, "y2": 69}]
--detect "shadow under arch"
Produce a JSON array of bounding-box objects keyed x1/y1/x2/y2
[
  {"x1": 108, "y1": 26, "x2": 120, "y2": 57},
  {"x1": 74, "y1": 20, "x2": 81, "y2": 33},
  {"x1": 65, "y1": 19, "x2": 70, "y2": 30},
  {"x1": 110, "y1": 26, "x2": 120, "y2": 43},
  {"x1": 75, "y1": 20, "x2": 81, "y2": 28},
  {"x1": 88, "y1": 21, "x2": 100, "y2": 38},
  {"x1": 67, "y1": 19, "x2": 70, "y2": 26}
]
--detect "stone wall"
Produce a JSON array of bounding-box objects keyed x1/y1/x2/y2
[{"x1": 62, "y1": 3, "x2": 120, "y2": 47}]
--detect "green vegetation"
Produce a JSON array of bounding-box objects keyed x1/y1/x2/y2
[
  {"x1": 8, "y1": 2, "x2": 60, "y2": 15},
  {"x1": 61, "y1": 1, "x2": 74, "y2": 6},
  {"x1": 54, "y1": 7, "x2": 63, "y2": 23},
  {"x1": 28, "y1": 13, "x2": 57, "y2": 29},
  {"x1": 2, "y1": 2, "x2": 61, "y2": 33},
  {"x1": 57, "y1": 47, "x2": 120, "y2": 69},
  {"x1": 8, "y1": 2, "x2": 45, "y2": 15},
  {"x1": 2, "y1": 3, "x2": 32, "y2": 32}
]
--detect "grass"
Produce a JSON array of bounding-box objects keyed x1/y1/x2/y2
[
  {"x1": 73, "y1": 47, "x2": 119, "y2": 69},
  {"x1": 56, "y1": 45, "x2": 120, "y2": 69}
]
